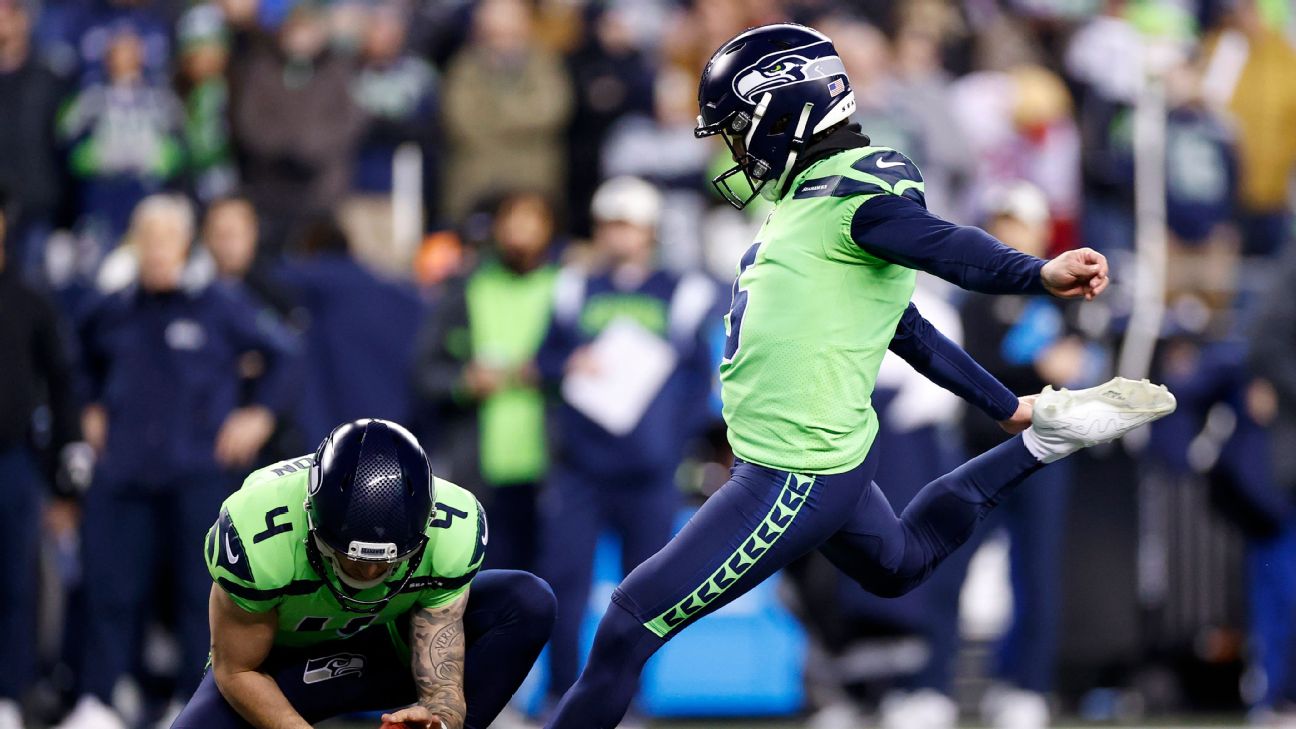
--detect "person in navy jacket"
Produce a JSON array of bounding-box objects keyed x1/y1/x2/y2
[
  {"x1": 535, "y1": 177, "x2": 721, "y2": 711},
  {"x1": 62, "y1": 194, "x2": 297, "y2": 729}
]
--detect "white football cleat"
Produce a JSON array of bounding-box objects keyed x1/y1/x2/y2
[
  {"x1": 1024, "y1": 377, "x2": 1177, "y2": 463},
  {"x1": 0, "y1": 699, "x2": 25, "y2": 729},
  {"x1": 53, "y1": 697, "x2": 127, "y2": 729}
]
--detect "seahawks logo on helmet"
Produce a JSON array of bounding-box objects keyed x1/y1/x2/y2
[
  {"x1": 731, "y1": 43, "x2": 848, "y2": 105},
  {"x1": 302, "y1": 653, "x2": 366, "y2": 684}
]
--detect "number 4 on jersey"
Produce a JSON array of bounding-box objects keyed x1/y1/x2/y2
[{"x1": 724, "y1": 241, "x2": 762, "y2": 361}]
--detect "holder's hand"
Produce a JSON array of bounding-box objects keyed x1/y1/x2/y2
[{"x1": 380, "y1": 705, "x2": 442, "y2": 729}]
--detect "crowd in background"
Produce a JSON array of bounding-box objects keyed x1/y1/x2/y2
[{"x1": 2, "y1": 0, "x2": 1296, "y2": 727}]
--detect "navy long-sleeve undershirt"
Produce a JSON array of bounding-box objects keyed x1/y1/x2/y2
[
  {"x1": 888, "y1": 302, "x2": 1020, "y2": 422},
  {"x1": 852, "y1": 195, "x2": 1048, "y2": 296}
]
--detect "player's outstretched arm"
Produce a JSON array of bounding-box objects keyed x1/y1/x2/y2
[
  {"x1": 208, "y1": 586, "x2": 309, "y2": 729},
  {"x1": 888, "y1": 302, "x2": 1029, "y2": 431},
  {"x1": 852, "y1": 196, "x2": 1109, "y2": 300},
  {"x1": 388, "y1": 589, "x2": 470, "y2": 729}
]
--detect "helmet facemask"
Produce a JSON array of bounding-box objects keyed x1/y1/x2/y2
[
  {"x1": 696, "y1": 95, "x2": 774, "y2": 209},
  {"x1": 304, "y1": 501, "x2": 430, "y2": 614},
  {"x1": 697, "y1": 93, "x2": 828, "y2": 210}
]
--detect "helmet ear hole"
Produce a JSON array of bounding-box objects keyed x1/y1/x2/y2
[{"x1": 768, "y1": 114, "x2": 792, "y2": 136}]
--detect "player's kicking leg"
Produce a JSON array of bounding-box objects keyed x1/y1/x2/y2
[
  {"x1": 543, "y1": 451, "x2": 886, "y2": 729},
  {"x1": 822, "y1": 379, "x2": 1176, "y2": 596},
  {"x1": 172, "y1": 570, "x2": 554, "y2": 729},
  {"x1": 544, "y1": 378, "x2": 1174, "y2": 729}
]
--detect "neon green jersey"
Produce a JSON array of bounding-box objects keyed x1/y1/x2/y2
[
  {"x1": 719, "y1": 146, "x2": 923, "y2": 474},
  {"x1": 205, "y1": 455, "x2": 486, "y2": 647}
]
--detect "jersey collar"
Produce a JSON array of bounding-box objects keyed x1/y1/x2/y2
[{"x1": 776, "y1": 122, "x2": 871, "y2": 200}]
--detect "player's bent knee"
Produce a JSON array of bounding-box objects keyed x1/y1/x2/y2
[
  {"x1": 842, "y1": 568, "x2": 925, "y2": 598},
  {"x1": 867, "y1": 577, "x2": 919, "y2": 598},
  {"x1": 485, "y1": 569, "x2": 557, "y2": 630},
  {"x1": 511, "y1": 571, "x2": 558, "y2": 626}
]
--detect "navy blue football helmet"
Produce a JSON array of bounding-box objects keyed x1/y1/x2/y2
[
  {"x1": 305, "y1": 418, "x2": 435, "y2": 613},
  {"x1": 695, "y1": 23, "x2": 856, "y2": 208}
]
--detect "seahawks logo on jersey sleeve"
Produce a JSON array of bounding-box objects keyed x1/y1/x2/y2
[
  {"x1": 732, "y1": 44, "x2": 848, "y2": 104},
  {"x1": 207, "y1": 506, "x2": 255, "y2": 583}
]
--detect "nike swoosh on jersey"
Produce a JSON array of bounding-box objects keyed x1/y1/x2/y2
[
  {"x1": 225, "y1": 533, "x2": 241, "y2": 564},
  {"x1": 876, "y1": 159, "x2": 905, "y2": 169}
]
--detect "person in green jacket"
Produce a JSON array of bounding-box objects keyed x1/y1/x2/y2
[{"x1": 415, "y1": 191, "x2": 559, "y2": 573}]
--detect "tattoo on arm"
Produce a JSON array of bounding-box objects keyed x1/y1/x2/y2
[{"x1": 411, "y1": 592, "x2": 468, "y2": 729}]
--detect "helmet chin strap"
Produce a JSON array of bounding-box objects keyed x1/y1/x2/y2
[
  {"x1": 763, "y1": 102, "x2": 815, "y2": 202},
  {"x1": 745, "y1": 92, "x2": 773, "y2": 150}
]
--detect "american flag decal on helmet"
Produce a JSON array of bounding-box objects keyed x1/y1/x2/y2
[{"x1": 827, "y1": 78, "x2": 845, "y2": 97}]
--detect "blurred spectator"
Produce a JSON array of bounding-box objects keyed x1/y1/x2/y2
[
  {"x1": 200, "y1": 195, "x2": 304, "y2": 463},
  {"x1": 657, "y1": 0, "x2": 749, "y2": 78},
  {"x1": 342, "y1": 0, "x2": 438, "y2": 272},
  {"x1": 536, "y1": 177, "x2": 719, "y2": 710},
  {"x1": 817, "y1": 12, "x2": 972, "y2": 215},
  {"x1": 889, "y1": 3, "x2": 976, "y2": 217},
  {"x1": 1251, "y1": 247, "x2": 1296, "y2": 543},
  {"x1": 1065, "y1": 3, "x2": 1143, "y2": 253},
  {"x1": 201, "y1": 195, "x2": 295, "y2": 318},
  {"x1": 440, "y1": 0, "x2": 573, "y2": 222},
  {"x1": 57, "y1": 20, "x2": 184, "y2": 252},
  {"x1": 0, "y1": 0, "x2": 68, "y2": 280},
  {"x1": 279, "y1": 217, "x2": 425, "y2": 447},
  {"x1": 1069, "y1": 12, "x2": 1239, "y2": 259},
  {"x1": 1161, "y1": 60, "x2": 1237, "y2": 248},
  {"x1": 1149, "y1": 326, "x2": 1290, "y2": 721},
  {"x1": 405, "y1": 0, "x2": 474, "y2": 69},
  {"x1": 59, "y1": 194, "x2": 294, "y2": 729},
  {"x1": 602, "y1": 67, "x2": 711, "y2": 272},
  {"x1": 414, "y1": 191, "x2": 559, "y2": 573},
  {"x1": 951, "y1": 64, "x2": 1081, "y2": 250},
  {"x1": 46, "y1": 0, "x2": 174, "y2": 84},
  {"x1": 564, "y1": 4, "x2": 655, "y2": 237},
  {"x1": 175, "y1": 3, "x2": 235, "y2": 204},
  {"x1": 1247, "y1": 244, "x2": 1296, "y2": 718},
  {"x1": 821, "y1": 17, "x2": 926, "y2": 158},
  {"x1": 0, "y1": 189, "x2": 84, "y2": 729},
  {"x1": 959, "y1": 182, "x2": 1092, "y2": 729},
  {"x1": 1202, "y1": 0, "x2": 1296, "y2": 256},
  {"x1": 226, "y1": 1, "x2": 366, "y2": 254}
]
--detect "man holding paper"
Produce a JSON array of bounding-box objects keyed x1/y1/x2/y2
[{"x1": 534, "y1": 176, "x2": 720, "y2": 713}]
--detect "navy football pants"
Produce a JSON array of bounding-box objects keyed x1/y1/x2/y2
[
  {"x1": 171, "y1": 570, "x2": 555, "y2": 728},
  {"x1": 545, "y1": 436, "x2": 1045, "y2": 728}
]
